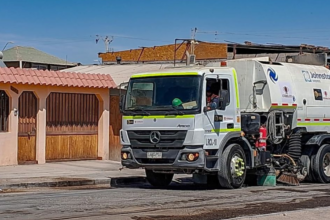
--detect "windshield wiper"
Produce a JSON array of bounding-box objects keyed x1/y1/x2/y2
[
  {"x1": 131, "y1": 107, "x2": 151, "y2": 116},
  {"x1": 164, "y1": 106, "x2": 184, "y2": 116}
]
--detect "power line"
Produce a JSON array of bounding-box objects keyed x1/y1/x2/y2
[
  {"x1": 217, "y1": 31, "x2": 330, "y2": 40},
  {"x1": 107, "y1": 34, "x2": 172, "y2": 43},
  {"x1": 223, "y1": 28, "x2": 330, "y2": 35}
]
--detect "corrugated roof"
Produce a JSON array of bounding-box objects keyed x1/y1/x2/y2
[
  {"x1": 64, "y1": 63, "x2": 186, "y2": 86},
  {"x1": 0, "y1": 67, "x2": 116, "y2": 88},
  {"x1": 3, "y1": 46, "x2": 77, "y2": 66}
]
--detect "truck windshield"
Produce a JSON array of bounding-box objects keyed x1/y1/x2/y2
[{"x1": 124, "y1": 75, "x2": 202, "y2": 113}]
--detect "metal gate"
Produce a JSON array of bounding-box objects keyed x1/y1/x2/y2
[
  {"x1": 18, "y1": 91, "x2": 38, "y2": 164},
  {"x1": 46, "y1": 92, "x2": 99, "y2": 161}
]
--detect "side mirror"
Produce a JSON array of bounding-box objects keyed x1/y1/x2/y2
[
  {"x1": 119, "y1": 81, "x2": 128, "y2": 113},
  {"x1": 203, "y1": 106, "x2": 208, "y2": 113},
  {"x1": 119, "y1": 94, "x2": 126, "y2": 113},
  {"x1": 218, "y1": 99, "x2": 226, "y2": 110},
  {"x1": 219, "y1": 90, "x2": 229, "y2": 110}
]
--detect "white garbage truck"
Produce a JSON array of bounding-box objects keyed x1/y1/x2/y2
[{"x1": 119, "y1": 57, "x2": 330, "y2": 189}]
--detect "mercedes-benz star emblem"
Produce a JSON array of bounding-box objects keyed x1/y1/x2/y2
[{"x1": 150, "y1": 131, "x2": 161, "y2": 144}]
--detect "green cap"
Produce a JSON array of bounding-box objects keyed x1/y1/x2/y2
[{"x1": 172, "y1": 98, "x2": 182, "y2": 107}]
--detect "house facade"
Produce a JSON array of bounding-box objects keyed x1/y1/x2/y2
[{"x1": 0, "y1": 66, "x2": 116, "y2": 166}]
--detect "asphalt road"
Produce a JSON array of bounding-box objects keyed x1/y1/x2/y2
[{"x1": 1, "y1": 178, "x2": 330, "y2": 220}]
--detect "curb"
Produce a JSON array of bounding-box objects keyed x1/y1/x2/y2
[
  {"x1": 110, "y1": 176, "x2": 147, "y2": 187},
  {"x1": 0, "y1": 176, "x2": 146, "y2": 190},
  {"x1": 0, "y1": 179, "x2": 110, "y2": 190}
]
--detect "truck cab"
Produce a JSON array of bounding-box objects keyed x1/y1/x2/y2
[{"x1": 119, "y1": 67, "x2": 249, "y2": 188}]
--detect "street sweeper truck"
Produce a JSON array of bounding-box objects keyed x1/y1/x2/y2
[{"x1": 119, "y1": 57, "x2": 330, "y2": 189}]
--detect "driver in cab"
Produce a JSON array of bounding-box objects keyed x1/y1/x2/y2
[{"x1": 206, "y1": 86, "x2": 219, "y2": 110}]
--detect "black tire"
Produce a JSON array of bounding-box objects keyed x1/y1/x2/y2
[
  {"x1": 145, "y1": 169, "x2": 174, "y2": 188},
  {"x1": 300, "y1": 155, "x2": 314, "y2": 182},
  {"x1": 310, "y1": 154, "x2": 319, "y2": 183},
  {"x1": 311, "y1": 144, "x2": 330, "y2": 183},
  {"x1": 218, "y1": 144, "x2": 247, "y2": 189},
  {"x1": 207, "y1": 175, "x2": 221, "y2": 188}
]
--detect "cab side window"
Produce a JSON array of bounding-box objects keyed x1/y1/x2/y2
[
  {"x1": 221, "y1": 79, "x2": 230, "y2": 107},
  {"x1": 205, "y1": 79, "x2": 230, "y2": 110},
  {"x1": 206, "y1": 79, "x2": 220, "y2": 110}
]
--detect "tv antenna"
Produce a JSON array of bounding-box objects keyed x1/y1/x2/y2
[{"x1": 96, "y1": 35, "x2": 114, "y2": 52}]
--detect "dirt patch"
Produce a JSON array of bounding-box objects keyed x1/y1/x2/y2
[
  {"x1": 309, "y1": 188, "x2": 330, "y2": 194},
  {"x1": 133, "y1": 196, "x2": 330, "y2": 220},
  {"x1": 0, "y1": 189, "x2": 26, "y2": 194},
  {"x1": 53, "y1": 185, "x2": 111, "y2": 191},
  {"x1": 52, "y1": 177, "x2": 90, "y2": 181},
  {"x1": 250, "y1": 187, "x2": 308, "y2": 193}
]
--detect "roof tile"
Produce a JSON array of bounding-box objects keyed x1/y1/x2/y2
[
  {"x1": 57, "y1": 72, "x2": 68, "y2": 86},
  {"x1": 4, "y1": 68, "x2": 12, "y2": 75},
  {"x1": 25, "y1": 71, "x2": 34, "y2": 85},
  {"x1": 0, "y1": 73, "x2": 11, "y2": 83},
  {"x1": 78, "y1": 74, "x2": 89, "y2": 87},
  {"x1": 0, "y1": 67, "x2": 115, "y2": 88},
  {"x1": 53, "y1": 71, "x2": 62, "y2": 86},
  {"x1": 30, "y1": 69, "x2": 41, "y2": 84},
  {"x1": 95, "y1": 74, "x2": 105, "y2": 88}
]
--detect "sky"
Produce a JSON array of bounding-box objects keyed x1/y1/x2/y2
[{"x1": 1, "y1": 0, "x2": 330, "y2": 65}]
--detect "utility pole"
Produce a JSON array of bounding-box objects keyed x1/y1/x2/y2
[
  {"x1": 96, "y1": 35, "x2": 113, "y2": 52},
  {"x1": 191, "y1": 27, "x2": 197, "y2": 40},
  {"x1": 190, "y1": 27, "x2": 198, "y2": 55},
  {"x1": 190, "y1": 28, "x2": 218, "y2": 54}
]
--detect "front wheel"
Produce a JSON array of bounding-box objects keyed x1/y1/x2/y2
[
  {"x1": 311, "y1": 144, "x2": 330, "y2": 183},
  {"x1": 145, "y1": 169, "x2": 174, "y2": 188},
  {"x1": 218, "y1": 144, "x2": 247, "y2": 189}
]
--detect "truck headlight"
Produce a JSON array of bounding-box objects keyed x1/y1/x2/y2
[
  {"x1": 181, "y1": 153, "x2": 199, "y2": 162},
  {"x1": 121, "y1": 152, "x2": 132, "y2": 160}
]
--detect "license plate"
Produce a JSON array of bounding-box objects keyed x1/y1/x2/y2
[{"x1": 147, "y1": 152, "x2": 162, "y2": 159}]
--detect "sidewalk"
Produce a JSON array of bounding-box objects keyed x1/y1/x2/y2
[{"x1": 0, "y1": 160, "x2": 146, "y2": 189}]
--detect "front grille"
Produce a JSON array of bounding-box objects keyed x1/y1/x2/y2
[
  {"x1": 136, "y1": 159, "x2": 175, "y2": 164},
  {"x1": 133, "y1": 130, "x2": 178, "y2": 135},
  {"x1": 127, "y1": 130, "x2": 187, "y2": 149}
]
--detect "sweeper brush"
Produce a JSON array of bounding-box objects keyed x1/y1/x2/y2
[{"x1": 277, "y1": 172, "x2": 300, "y2": 186}]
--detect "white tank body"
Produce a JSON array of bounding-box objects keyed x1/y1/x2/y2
[{"x1": 209, "y1": 58, "x2": 330, "y2": 133}]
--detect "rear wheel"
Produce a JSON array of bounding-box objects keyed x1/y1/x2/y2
[
  {"x1": 311, "y1": 144, "x2": 330, "y2": 183},
  {"x1": 145, "y1": 169, "x2": 174, "y2": 188},
  {"x1": 300, "y1": 155, "x2": 314, "y2": 182},
  {"x1": 218, "y1": 144, "x2": 247, "y2": 189}
]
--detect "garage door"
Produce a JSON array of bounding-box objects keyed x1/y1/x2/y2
[{"x1": 46, "y1": 92, "x2": 99, "y2": 161}]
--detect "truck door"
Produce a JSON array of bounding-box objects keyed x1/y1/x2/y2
[{"x1": 203, "y1": 73, "x2": 240, "y2": 149}]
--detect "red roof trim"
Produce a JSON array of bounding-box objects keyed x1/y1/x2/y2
[{"x1": 0, "y1": 67, "x2": 116, "y2": 89}]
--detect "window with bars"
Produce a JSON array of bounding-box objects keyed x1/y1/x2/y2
[{"x1": 0, "y1": 90, "x2": 9, "y2": 132}]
